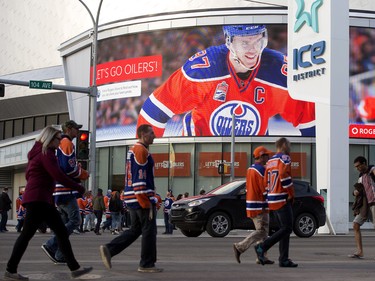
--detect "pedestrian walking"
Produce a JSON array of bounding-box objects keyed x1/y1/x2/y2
[
  {"x1": 93, "y1": 188, "x2": 106, "y2": 235},
  {"x1": 348, "y1": 182, "x2": 368, "y2": 259},
  {"x1": 4, "y1": 126, "x2": 92, "y2": 280},
  {"x1": 349, "y1": 156, "x2": 375, "y2": 258},
  {"x1": 163, "y1": 190, "x2": 174, "y2": 235},
  {"x1": 0, "y1": 187, "x2": 12, "y2": 232},
  {"x1": 99, "y1": 124, "x2": 163, "y2": 273},
  {"x1": 254, "y1": 137, "x2": 298, "y2": 267},
  {"x1": 42, "y1": 120, "x2": 89, "y2": 264},
  {"x1": 109, "y1": 191, "x2": 123, "y2": 235},
  {"x1": 233, "y1": 146, "x2": 274, "y2": 264}
]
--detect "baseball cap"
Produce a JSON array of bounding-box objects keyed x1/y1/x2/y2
[
  {"x1": 253, "y1": 146, "x2": 273, "y2": 159},
  {"x1": 62, "y1": 120, "x2": 82, "y2": 131}
]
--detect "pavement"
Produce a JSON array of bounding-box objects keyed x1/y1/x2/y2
[{"x1": 1, "y1": 224, "x2": 375, "y2": 281}]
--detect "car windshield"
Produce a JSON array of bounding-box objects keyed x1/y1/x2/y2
[{"x1": 207, "y1": 181, "x2": 245, "y2": 195}]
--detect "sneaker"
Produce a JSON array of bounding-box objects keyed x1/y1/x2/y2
[
  {"x1": 254, "y1": 243, "x2": 266, "y2": 266},
  {"x1": 54, "y1": 258, "x2": 67, "y2": 265},
  {"x1": 41, "y1": 245, "x2": 58, "y2": 263},
  {"x1": 70, "y1": 266, "x2": 93, "y2": 278},
  {"x1": 99, "y1": 245, "x2": 112, "y2": 269},
  {"x1": 4, "y1": 271, "x2": 29, "y2": 280},
  {"x1": 233, "y1": 244, "x2": 241, "y2": 263},
  {"x1": 137, "y1": 266, "x2": 163, "y2": 273},
  {"x1": 256, "y1": 258, "x2": 275, "y2": 265},
  {"x1": 279, "y1": 259, "x2": 298, "y2": 268}
]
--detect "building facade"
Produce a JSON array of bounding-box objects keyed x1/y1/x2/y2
[{"x1": 1, "y1": 0, "x2": 375, "y2": 230}]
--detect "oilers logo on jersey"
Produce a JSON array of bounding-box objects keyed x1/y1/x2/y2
[{"x1": 209, "y1": 101, "x2": 261, "y2": 136}]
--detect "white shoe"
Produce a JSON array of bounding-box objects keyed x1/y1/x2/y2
[
  {"x1": 4, "y1": 271, "x2": 29, "y2": 280},
  {"x1": 99, "y1": 245, "x2": 112, "y2": 269}
]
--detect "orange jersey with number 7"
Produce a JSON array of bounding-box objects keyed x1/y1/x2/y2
[{"x1": 264, "y1": 153, "x2": 295, "y2": 211}]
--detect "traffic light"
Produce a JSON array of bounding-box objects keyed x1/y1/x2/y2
[
  {"x1": 0, "y1": 84, "x2": 4, "y2": 97},
  {"x1": 76, "y1": 130, "x2": 89, "y2": 160}
]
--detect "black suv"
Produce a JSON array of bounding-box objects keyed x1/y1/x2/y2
[{"x1": 170, "y1": 180, "x2": 326, "y2": 238}]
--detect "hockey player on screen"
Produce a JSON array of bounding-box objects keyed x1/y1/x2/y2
[{"x1": 137, "y1": 24, "x2": 315, "y2": 137}]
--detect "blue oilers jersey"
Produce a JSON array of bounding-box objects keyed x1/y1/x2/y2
[{"x1": 124, "y1": 142, "x2": 156, "y2": 209}]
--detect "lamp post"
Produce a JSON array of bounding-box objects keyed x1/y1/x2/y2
[{"x1": 78, "y1": 0, "x2": 104, "y2": 193}]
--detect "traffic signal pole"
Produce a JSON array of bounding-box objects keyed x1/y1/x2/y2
[
  {"x1": 79, "y1": 0, "x2": 104, "y2": 194},
  {"x1": 2, "y1": 0, "x2": 103, "y2": 194}
]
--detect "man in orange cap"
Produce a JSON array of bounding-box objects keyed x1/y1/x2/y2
[{"x1": 233, "y1": 146, "x2": 274, "y2": 264}]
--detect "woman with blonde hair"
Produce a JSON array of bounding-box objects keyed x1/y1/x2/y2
[{"x1": 4, "y1": 126, "x2": 92, "y2": 280}]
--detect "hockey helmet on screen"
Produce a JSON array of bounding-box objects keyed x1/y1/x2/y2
[
  {"x1": 223, "y1": 25, "x2": 268, "y2": 71},
  {"x1": 223, "y1": 25, "x2": 267, "y2": 46}
]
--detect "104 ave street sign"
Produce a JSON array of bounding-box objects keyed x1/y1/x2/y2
[{"x1": 29, "y1": 80, "x2": 53, "y2": 89}]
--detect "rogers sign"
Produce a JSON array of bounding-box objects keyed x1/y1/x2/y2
[{"x1": 350, "y1": 124, "x2": 375, "y2": 138}]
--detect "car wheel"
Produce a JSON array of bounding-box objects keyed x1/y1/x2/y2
[
  {"x1": 206, "y1": 212, "x2": 231, "y2": 237},
  {"x1": 180, "y1": 229, "x2": 203, "y2": 237},
  {"x1": 293, "y1": 212, "x2": 317, "y2": 238}
]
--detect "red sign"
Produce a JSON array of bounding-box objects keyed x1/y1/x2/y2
[
  {"x1": 290, "y1": 152, "x2": 307, "y2": 178},
  {"x1": 93, "y1": 55, "x2": 163, "y2": 86},
  {"x1": 153, "y1": 153, "x2": 191, "y2": 177},
  {"x1": 198, "y1": 152, "x2": 248, "y2": 177},
  {"x1": 349, "y1": 124, "x2": 375, "y2": 139}
]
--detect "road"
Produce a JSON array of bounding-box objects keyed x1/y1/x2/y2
[{"x1": 0, "y1": 228, "x2": 374, "y2": 281}]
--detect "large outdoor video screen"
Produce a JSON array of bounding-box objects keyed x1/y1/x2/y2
[
  {"x1": 349, "y1": 27, "x2": 375, "y2": 139},
  {"x1": 95, "y1": 24, "x2": 317, "y2": 141}
]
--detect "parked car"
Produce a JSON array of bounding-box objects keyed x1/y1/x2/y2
[{"x1": 170, "y1": 180, "x2": 326, "y2": 238}]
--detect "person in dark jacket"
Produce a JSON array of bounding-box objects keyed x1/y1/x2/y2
[
  {"x1": 43, "y1": 120, "x2": 89, "y2": 263},
  {"x1": 93, "y1": 188, "x2": 106, "y2": 235},
  {"x1": 0, "y1": 187, "x2": 12, "y2": 232},
  {"x1": 4, "y1": 126, "x2": 92, "y2": 281},
  {"x1": 109, "y1": 191, "x2": 123, "y2": 235}
]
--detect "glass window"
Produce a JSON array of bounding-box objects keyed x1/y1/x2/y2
[
  {"x1": 195, "y1": 143, "x2": 223, "y2": 194},
  {"x1": 111, "y1": 146, "x2": 126, "y2": 192},
  {"x1": 0, "y1": 121, "x2": 4, "y2": 140},
  {"x1": 24, "y1": 118, "x2": 34, "y2": 134},
  {"x1": 223, "y1": 142, "x2": 251, "y2": 182},
  {"x1": 149, "y1": 144, "x2": 169, "y2": 192},
  {"x1": 169, "y1": 143, "x2": 194, "y2": 199},
  {"x1": 13, "y1": 119, "x2": 23, "y2": 137},
  {"x1": 97, "y1": 147, "x2": 110, "y2": 190},
  {"x1": 34, "y1": 116, "x2": 45, "y2": 131},
  {"x1": 4, "y1": 120, "x2": 13, "y2": 138},
  {"x1": 46, "y1": 115, "x2": 58, "y2": 126},
  {"x1": 58, "y1": 113, "x2": 69, "y2": 125},
  {"x1": 290, "y1": 142, "x2": 312, "y2": 182},
  {"x1": 149, "y1": 144, "x2": 169, "y2": 220}
]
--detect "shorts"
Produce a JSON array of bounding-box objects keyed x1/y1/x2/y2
[{"x1": 353, "y1": 214, "x2": 367, "y2": 226}]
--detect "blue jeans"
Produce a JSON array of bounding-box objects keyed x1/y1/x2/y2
[
  {"x1": 163, "y1": 212, "x2": 173, "y2": 234},
  {"x1": 262, "y1": 201, "x2": 293, "y2": 263},
  {"x1": 45, "y1": 197, "x2": 81, "y2": 260},
  {"x1": 111, "y1": 212, "x2": 121, "y2": 230},
  {"x1": 105, "y1": 207, "x2": 157, "y2": 268}
]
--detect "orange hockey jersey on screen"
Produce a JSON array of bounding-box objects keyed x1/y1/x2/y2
[
  {"x1": 137, "y1": 45, "x2": 315, "y2": 137},
  {"x1": 264, "y1": 153, "x2": 295, "y2": 211}
]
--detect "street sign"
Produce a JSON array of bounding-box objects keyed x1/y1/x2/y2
[{"x1": 29, "y1": 80, "x2": 53, "y2": 90}]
